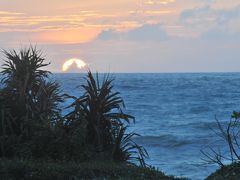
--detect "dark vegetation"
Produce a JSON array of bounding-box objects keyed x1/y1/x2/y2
[
  {"x1": 0, "y1": 159, "x2": 185, "y2": 180},
  {"x1": 206, "y1": 162, "x2": 240, "y2": 180},
  {"x1": 202, "y1": 113, "x2": 240, "y2": 167},
  {"x1": 201, "y1": 112, "x2": 240, "y2": 179},
  {"x1": 0, "y1": 46, "x2": 184, "y2": 179}
]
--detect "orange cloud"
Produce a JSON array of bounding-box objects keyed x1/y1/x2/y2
[
  {"x1": 145, "y1": 0, "x2": 176, "y2": 5},
  {"x1": 34, "y1": 27, "x2": 100, "y2": 44},
  {"x1": 0, "y1": 11, "x2": 24, "y2": 15},
  {"x1": 0, "y1": 1, "x2": 180, "y2": 44}
]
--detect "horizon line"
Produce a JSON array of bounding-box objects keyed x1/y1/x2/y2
[{"x1": 52, "y1": 71, "x2": 240, "y2": 74}]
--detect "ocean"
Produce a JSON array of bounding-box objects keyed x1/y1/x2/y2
[{"x1": 54, "y1": 73, "x2": 240, "y2": 180}]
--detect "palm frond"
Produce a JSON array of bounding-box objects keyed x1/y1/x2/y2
[
  {"x1": 112, "y1": 125, "x2": 149, "y2": 167},
  {"x1": 65, "y1": 71, "x2": 134, "y2": 151}
]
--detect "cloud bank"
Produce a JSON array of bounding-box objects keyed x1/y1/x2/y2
[{"x1": 97, "y1": 24, "x2": 168, "y2": 41}]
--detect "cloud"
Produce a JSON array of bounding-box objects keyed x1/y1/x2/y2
[
  {"x1": 0, "y1": 11, "x2": 118, "y2": 33},
  {"x1": 180, "y1": 6, "x2": 218, "y2": 26},
  {"x1": 201, "y1": 30, "x2": 240, "y2": 40},
  {"x1": 180, "y1": 5, "x2": 240, "y2": 38},
  {"x1": 180, "y1": 5, "x2": 240, "y2": 25},
  {"x1": 145, "y1": 0, "x2": 175, "y2": 5},
  {"x1": 0, "y1": 11, "x2": 24, "y2": 15},
  {"x1": 97, "y1": 24, "x2": 168, "y2": 41}
]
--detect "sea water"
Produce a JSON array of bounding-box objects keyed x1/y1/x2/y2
[{"x1": 54, "y1": 73, "x2": 240, "y2": 180}]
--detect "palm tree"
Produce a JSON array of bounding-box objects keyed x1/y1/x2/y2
[
  {"x1": 1, "y1": 46, "x2": 50, "y2": 117},
  {"x1": 66, "y1": 71, "x2": 148, "y2": 165},
  {"x1": 66, "y1": 71, "x2": 134, "y2": 149},
  {"x1": 0, "y1": 46, "x2": 63, "y2": 157},
  {"x1": 34, "y1": 80, "x2": 63, "y2": 122},
  {"x1": 112, "y1": 125, "x2": 149, "y2": 167}
]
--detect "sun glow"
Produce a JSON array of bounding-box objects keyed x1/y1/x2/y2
[{"x1": 62, "y1": 58, "x2": 87, "y2": 72}]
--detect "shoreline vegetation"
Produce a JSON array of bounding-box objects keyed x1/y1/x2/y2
[
  {"x1": 0, "y1": 46, "x2": 239, "y2": 179},
  {"x1": 0, "y1": 159, "x2": 186, "y2": 180}
]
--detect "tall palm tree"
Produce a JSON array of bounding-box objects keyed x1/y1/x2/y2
[
  {"x1": 2, "y1": 47, "x2": 49, "y2": 117},
  {"x1": 66, "y1": 71, "x2": 148, "y2": 165},
  {"x1": 0, "y1": 46, "x2": 63, "y2": 138},
  {"x1": 66, "y1": 71, "x2": 134, "y2": 150}
]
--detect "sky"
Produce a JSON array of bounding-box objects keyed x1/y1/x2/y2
[{"x1": 0, "y1": 0, "x2": 240, "y2": 72}]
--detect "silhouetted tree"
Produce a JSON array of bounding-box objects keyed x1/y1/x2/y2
[
  {"x1": 65, "y1": 71, "x2": 148, "y2": 165},
  {"x1": 0, "y1": 46, "x2": 63, "y2": 157}
]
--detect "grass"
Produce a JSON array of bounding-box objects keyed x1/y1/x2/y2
[
  {"x1": 0, "y1": 158, "x2": 187, "y2": 180},
  {"x1": 206, "y1": 162, "x2": 240, "y2": 180}
]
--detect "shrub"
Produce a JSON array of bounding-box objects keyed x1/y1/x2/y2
[
  {"x1": 0, "y1": 159, "x2": 185, "y2": 180},
  {"x1": 0, "y1": 46, "x2": 63, "y2": 158},
  {"x1": 64, "y1": 72, "x2": 148, "y2": 165},
  {"x1": 202, "y1": 112, "x2": 240, "y2": 167}
]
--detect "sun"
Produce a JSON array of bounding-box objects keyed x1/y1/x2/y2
[{"x1": 62, "y1": 58, "x2": 87, "y2": 72}]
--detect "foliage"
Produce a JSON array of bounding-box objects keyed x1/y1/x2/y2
[
  {"x1": 0, "y1": 159, "x2": 186, "y2": 180},
  {"x1": 64, "y1": 71, "x2": 148, "y2": 165},
  {"x1": 65, "y1": 72, "x2": 133, "y2": 147},
  {"x1": 0, "y1": 46, "x2": 149, "y2": 168},
  {"x1": 1, "y1": 46, "x2": 63, "y2": 121},
  {"x1": 0, "y1": 46, "x2": 63, "y2": 158},
  {"x1": 112, "y1": 125, "x2": 148, "y2": 166},
  {"x1": 206, "y1": 162, "x2": 240, "y2": 180},
  {"x1": 201, "y1": 113, "x2": 240, "y2": 167}
]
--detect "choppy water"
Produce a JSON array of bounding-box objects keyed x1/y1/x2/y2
[{"x1": 54, "y1": 73, "x2": 240, "y2": 180}]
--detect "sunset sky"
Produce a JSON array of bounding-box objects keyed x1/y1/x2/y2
[{"x1": 0, "y1": 0, "x2": 240, "y2": 72}]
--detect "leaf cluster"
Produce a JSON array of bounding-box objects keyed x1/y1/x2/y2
[{"x1": 0, "y1": 46, "x2": 148, "y2": 166}]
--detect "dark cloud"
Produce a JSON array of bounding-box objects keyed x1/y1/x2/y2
[
  {"x1": 180, "y1": 5, "x2": 240, "y2": 25},
  {"x1": 201, "y1": 30, "x2": 240, "y2": 40},
  {"x1": 97, "y1": 30, "x2": 121, "y2": 40},
  {"x1": 97, "y1": 24, "x2": 168, "y2": 41},
  {"x1": 180, "y1": 6, "x2": 213, "y2": 19}
]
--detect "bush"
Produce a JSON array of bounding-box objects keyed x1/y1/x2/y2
[
  {"x1": 201, "y1": 113, "x2": 240, "y2": 167},
  {"x1": 206, "y1": 162, "x2": 240, "y2": 180},
  {"x1": 0, "y1": 46, "x2": 63, "y2": 158},
  {"x1": 0, "y1": 159, "x2": 186, "y2": 180},
  {"x1": 64, "y1": 72, "x2": 148, "y2": 165}
]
